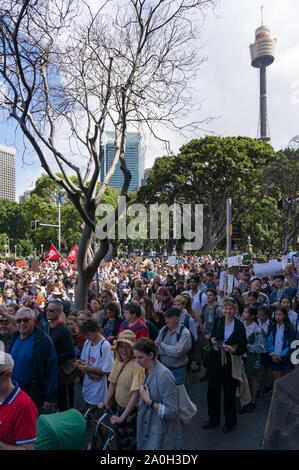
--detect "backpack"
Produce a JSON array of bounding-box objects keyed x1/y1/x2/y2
[
  {"x1": 161, "y1": 322, "x2": 194, "y2": 362},
  {"x1": 182, "y1": 314, "x2": 197, "y2": 361}
]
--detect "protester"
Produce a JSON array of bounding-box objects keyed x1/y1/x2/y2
[
  {"x1": 155, "y1": 307, "x2": 192, "y2": 387},
  {"x1": 9, "y1": 306, "x2": 58, "y2": 414},
  {"x1": 203, "y1": 298, "x2": 248, "y2": 433},
  {"x1": 134, "y1": 338, "x2": 183, "y2": 450},
  {"x1": 266, "y1": 306, "x2": 296, "y2": 381},
  {"x1": 0, "y1": 311, "x2": 15, "y2": 352},
  {"x1": 257, "y1": 305, "x2": 274, "y2": 395},
  {"x1": 0, "y1": 353, "x2": 38, "y2": 450},
  {"x1": 239, "y1": 306, "x2": 264, "y2": 413},
  {"x1": 98, "y1": 330, "x2": 145, "y2": 450},
  {"x1": 46, "y1": 301, "x2": 75, "y2": 411},
  {"x1": 76, "y1": 319, "x2": 114, "y2": 409},
  {"x1": 118, "y1": 301, "x2": 149, "y2": 339}
]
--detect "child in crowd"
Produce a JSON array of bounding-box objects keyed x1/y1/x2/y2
[
  {"x1": 240, "y1": 306, "x2": 264, "y2": 413},
  {"x1": 257, "y1": 305, "x2": 273, "y2": 394},
  {"x1": 266, "y1": 306, "x2": 296, "y2": 381}
]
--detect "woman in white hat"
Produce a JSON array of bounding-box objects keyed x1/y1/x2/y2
[{"x1": 98, "y1": 329, "x2": 145, "y2": 450}]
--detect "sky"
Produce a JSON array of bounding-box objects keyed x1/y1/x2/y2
[{"x1": 1, "y1": 0, "x2": 299, "y2": 199}]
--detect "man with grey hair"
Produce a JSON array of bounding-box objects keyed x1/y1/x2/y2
[
  {"x1": 0, "y1": 352, "x2": 38, "y2": 450},
  {"x1": 9, "y1": 307, "x2": 58, "y2": 414}
]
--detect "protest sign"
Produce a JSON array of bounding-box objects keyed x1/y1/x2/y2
[{"x1": 253, "y1": 261, "x2": 282, "y2": 278}]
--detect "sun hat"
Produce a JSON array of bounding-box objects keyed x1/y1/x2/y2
[{"x1": 111, "y1": 329, "x2": 137, "y2": 351}]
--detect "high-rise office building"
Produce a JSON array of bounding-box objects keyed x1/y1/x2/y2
[
  {"x1": 100, "y1": 131, "x2": 145, "y2": 191},
  {"x1": 0, "y1": 144, "x2": 16, "y2": 201}
]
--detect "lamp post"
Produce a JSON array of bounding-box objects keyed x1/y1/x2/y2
[
  {"x1": 41, "y1": 244, "x2": 44, "y2": 257},
  {"x1": 15, "y1": 245, "x2": 17, "y2": 258},
  {"x1": 41, "y1": 201, "x2": 61, "y2": 252},
  {"x1": 4, "y1": 244, "x2": 7, "y2": 257}
]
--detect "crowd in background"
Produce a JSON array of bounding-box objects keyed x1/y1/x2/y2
[{"x1": 0, "y1": 252, "x2": 298, "y2": 449}]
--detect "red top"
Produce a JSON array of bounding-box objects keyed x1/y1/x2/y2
[
  {"x1": 0, "y1": 383, "x2": 37, "y2": 446},
  {"x1": 117, "y1": 319, "x2": 149, "y2": 339}
]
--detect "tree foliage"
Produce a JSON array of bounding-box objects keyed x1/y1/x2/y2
[
  {"x1": 0, "y1": 0, "x2": 214, "y2": 307},
  {"x1": 259, "y1": 147, "x2": 299, "y2": 254},
  {"x1": 138, "y1": 136, "x2": 277, "y2": 251}
]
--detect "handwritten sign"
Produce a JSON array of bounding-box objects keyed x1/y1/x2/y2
[{"x1": 16, "y1": 260, "x2": 26, "y2": 268}]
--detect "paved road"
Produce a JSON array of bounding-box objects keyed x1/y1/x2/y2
[
  {"x1": 74, "y1": 367, "x2": 272, "y2": 451},
  {"x1": 184, "y1": 368, "x2": 272, "y2": 450}
]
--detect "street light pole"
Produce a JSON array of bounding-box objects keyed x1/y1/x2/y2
[{"x1": 15, "y1": 245, "x2": 17, "y2": 258}]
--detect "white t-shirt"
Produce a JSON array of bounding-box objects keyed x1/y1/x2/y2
[
  {"x1": 80, "y1": 338, "x2": 114, "y2": 406},
  {"x1": 188, "y1": 289, "x2": 207, "y2": 327}
]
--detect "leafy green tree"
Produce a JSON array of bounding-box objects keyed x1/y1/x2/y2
[
  {"x1": 0, "y1": 0, "x2": 213, "y2": 309},
  {"x1": 259, "y1": 147, "x2": 299, "y2": 254},
  {"x1": 0, "y1": 233, "x2": 9, "y2": 252},
  {"x1": 18, "y1": 239, "x2": 34, "y2": 257},
  {"x1": 0, "y1": 199, "x2": 26, "y2": 243},
  {"x1": 138, "y1": 136, "x2": 276, "y2": 251}
]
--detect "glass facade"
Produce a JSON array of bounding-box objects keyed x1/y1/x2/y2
[{"x1": 100, "y1": 132, "x2": 145, "y2": 191}]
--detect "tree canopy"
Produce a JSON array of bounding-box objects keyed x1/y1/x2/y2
[{"x1": 138, "y1": 136, "x2": 277, "y2": 251}]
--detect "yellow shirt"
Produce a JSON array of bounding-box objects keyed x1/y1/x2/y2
[{"x1": 108, "y1": 358, "x2": 145, "y2": 408}]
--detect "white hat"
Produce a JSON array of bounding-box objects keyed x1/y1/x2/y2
[{"x1": 0, "y1": 352, "x2": 14, "y2": 374}]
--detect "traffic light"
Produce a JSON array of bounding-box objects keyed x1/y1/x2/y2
[
  {"x1": 31, "y1": 220, "x2": 40, "y2": 230},
  {"x1": 231, "y1": 222, "x2": 241, "y2": 240}
]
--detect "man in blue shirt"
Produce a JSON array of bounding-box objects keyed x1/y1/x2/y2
[{"x1": 9, "y1": 307, "x2": 58, "y2": 414}]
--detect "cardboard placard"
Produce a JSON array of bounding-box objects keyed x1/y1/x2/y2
[
  {"x1": 253, "y1": 261, "x2": 282, "y2": 278},
  {"x1": 31, "y1": 260, "x2": 40, "y2": 273},
  {"x1": 16, "y1": 260, "x2": 26, "y2": 268},
  {"x1": 167, "y1": 256, "x2": 176, "y2": 266}
]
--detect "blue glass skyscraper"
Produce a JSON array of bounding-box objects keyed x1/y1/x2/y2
[{"x1": 100, "y1": 131, "x2": 145, "y2": 191}]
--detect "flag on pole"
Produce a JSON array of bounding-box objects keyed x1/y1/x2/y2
[
  {"x1": 67, "y1": 245, "x2": 77, "y2": 263},
  {"x1": 45, "y1": 244, "x2": 61, "y2": 262}
]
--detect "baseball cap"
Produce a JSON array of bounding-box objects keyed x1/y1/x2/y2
[
  {"x1": 157, "y1": 286, "x2": 168, "y2": 295},
  {"x1": 163, "y1": 307, "x2": 181, "y2": 317}
]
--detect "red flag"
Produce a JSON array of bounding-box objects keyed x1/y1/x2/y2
[
  {"x1": 67, "y1": 245, "x2": 77, "y2": 263},
  {"x1": 45, "y1": 244, "x2": 61, "y2": 261}
]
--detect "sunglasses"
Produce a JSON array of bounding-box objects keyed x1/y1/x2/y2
[
  {"x1": 47, "y1": 309, "x2": 56, "y2": 312},
  {"x1": 0, "y1": 370, "x2": 7, "y2": 377},
  {"x1": 16, "y1": 317, "x2": 32, "y2": 324}
]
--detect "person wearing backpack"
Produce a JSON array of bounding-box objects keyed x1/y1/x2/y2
[
  {"x1": 76, "y1": 318, "x2": 114, "y2": 410},
  {"x1": 117, "y1": 301, "x2": 149, "y2": 339},
  {"x1": 173, "y1": 296, "x2": 198, "y2": 391},
  {"x1": 155, "y1": 308, "x2": 192, "y2": 386},
  {"x1": 199, "y1": 289, "x2": 222, "y2": 381}
]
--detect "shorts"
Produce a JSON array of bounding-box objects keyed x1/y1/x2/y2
[
  {"x1": 261, "y1": 353, "x2": 272, "y2": 368},
  {"x1": 247, "y1": 353, "x2": 262, "y2": 379},
  {"x1": 270, "y1": 356, "x2": 295, "y2": 372}
]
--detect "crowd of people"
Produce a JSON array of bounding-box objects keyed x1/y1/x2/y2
[{"x1": 0, "y1": 252, "x2": 298, "y2": 450}]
